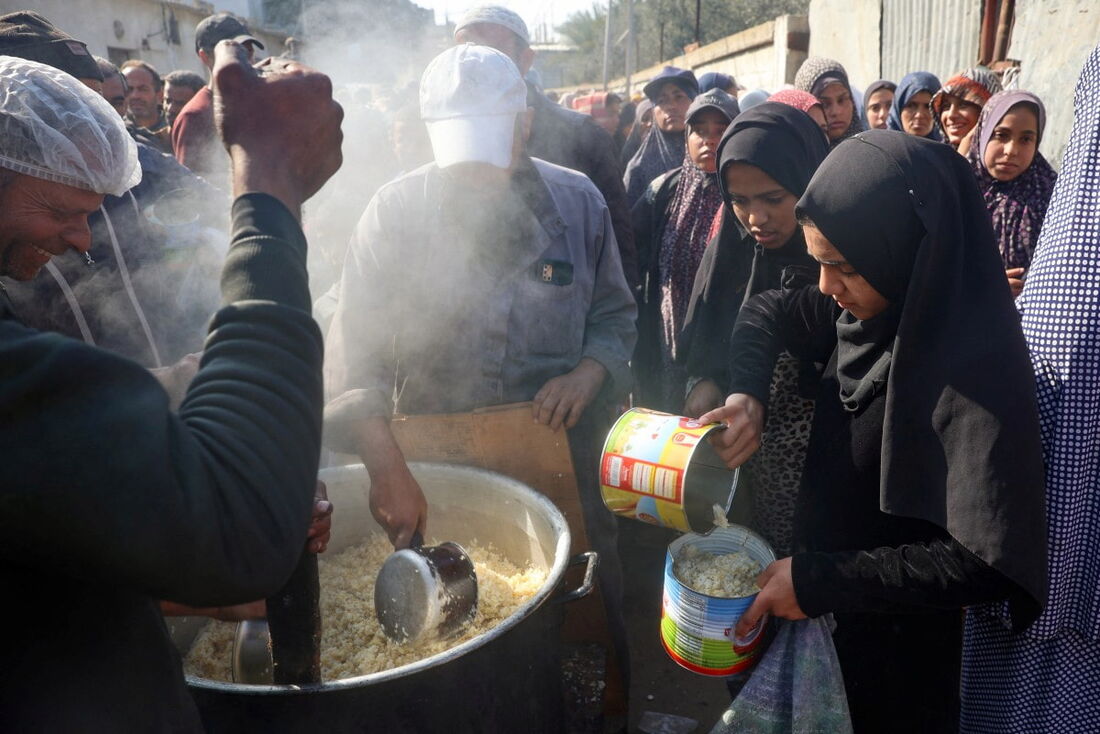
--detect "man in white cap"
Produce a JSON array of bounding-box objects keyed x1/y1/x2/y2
[
  {"x1": 324, "y1": 42, "x2": 635, "y2": 702},
  {"x1": 454, "y1": 5, "x2": 638, "y2": 293}
]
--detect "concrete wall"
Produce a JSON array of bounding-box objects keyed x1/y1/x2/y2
[
  {"x1": 552, "y1": 15, "x2": 809, "y2": 96},
  {"x1": 1009, "y1": 0, "x2": 1100, "y2": 168},
  {"x1": 807, "y1": 0, "x2": 880, "y2": 89},
  {"x1": 0, "y1": 0, "x2": 289, "y2": 78}
]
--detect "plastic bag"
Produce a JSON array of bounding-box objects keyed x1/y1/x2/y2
[{"x1": 710, "y1": 615, "x2": 852, "y2": 734}]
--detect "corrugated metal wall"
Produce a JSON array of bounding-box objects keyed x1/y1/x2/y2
[{"x1": 881, "y1": 0, "x2": 981, "y2": 83}]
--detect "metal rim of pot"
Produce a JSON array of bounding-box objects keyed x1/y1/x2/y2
[{"x1": 183, "y1": 462, "x2": 579, "y2": 696}]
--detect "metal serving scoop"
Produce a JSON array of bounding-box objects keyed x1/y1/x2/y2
[
  {"x1": 232, "y1": 619, "x2": 273, "y2": 684},
  {"x1": 373, "y1": 531, "x2": 478, "y2": 644}
]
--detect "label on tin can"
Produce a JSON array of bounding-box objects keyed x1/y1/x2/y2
[{"x1": 599, "y1": 408, "x2": 716, "y2": 532}]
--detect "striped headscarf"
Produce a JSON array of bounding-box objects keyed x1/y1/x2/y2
[{"x1": 931, "y1": 66, "x2": 1002, "y2": 119}]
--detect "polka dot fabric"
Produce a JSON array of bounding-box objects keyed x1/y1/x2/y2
[{"x1": 961, "y1": 43, "x2": 1100, "y2": 732}]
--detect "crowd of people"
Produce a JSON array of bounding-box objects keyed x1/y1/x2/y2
[{"x1": 1, "y1": 2, "x2": 1098, "y2": 733}]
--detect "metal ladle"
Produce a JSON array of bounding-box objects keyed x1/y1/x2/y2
[{"x1": 373, "y1": 531, "x2": 478, "y2": 644}]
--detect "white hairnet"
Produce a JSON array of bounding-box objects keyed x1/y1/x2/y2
[{"x1": 0, "y1": 55, "x2": 139, "y2": 196}]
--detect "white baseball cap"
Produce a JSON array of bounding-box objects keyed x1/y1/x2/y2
[
  {"x1": 419, "y1": 44, "x2": 528, "y2": 169},
  {"x1": 453, "y1": 5, "x2": 530, "y2": 45}
]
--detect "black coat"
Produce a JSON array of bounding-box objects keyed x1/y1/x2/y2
[
  {"x1": 527, "y1": 84, "x2": 638, "y2": 291},
  {"x1": 0, "y1": 194, "x2": 323, "y2": 731}
]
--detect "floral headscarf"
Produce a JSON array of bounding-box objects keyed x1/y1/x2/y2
[{"x1": 966, "y1": 90, "x2": 1058, "y2": 270}]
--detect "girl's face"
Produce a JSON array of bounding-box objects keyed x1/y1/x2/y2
[
  {"x1": 817, "y1": 81, "x2": 854, "y2": 141},
  {"x1": 983, "y1": 104, "x2": 1039, "y2": 182},
  {"x1": 686, "y1": 109, "x2": 728, "y2": 173},
  {"x1": 806, "y1": 224, "x2": 889, "y2": 321},
  {"x1": 939, "y1": 93, "x2": 983, "y2": 146},
  {"x1": 865, "y1": 88, "x2": 893, "y2": 130},
  {"x1": 653, "y1": 83, "x2": 692, "y2": 133},
  {"x1": 724, "y1": 162, "x2": 798, "y2": 249},
  {"x1": 900, "y1": 90, "x2": 935, "y2": 137}
]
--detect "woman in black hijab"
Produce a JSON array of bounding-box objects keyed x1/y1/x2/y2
[
  {"x1": 680, "y1": 102, "x2": 828, "y2": 554},
  {"x1": 701, "y1": 130, "x2": 1047, "y2": 732}
]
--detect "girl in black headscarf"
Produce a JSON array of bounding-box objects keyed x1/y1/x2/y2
[
  {"x1": 701, "y1": 130, "x2": 1047, "y2": 732},
  {"x1": 679, "y1": 102, "x2": 829, "y2": 554}
]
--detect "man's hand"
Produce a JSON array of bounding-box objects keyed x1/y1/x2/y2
[
  {"x1": 532, "y1": 358, "x2": 608, "y2": 431},
  {"x1": 149, "y1": 352, "x2": 201, "y2": 410},
  {"x1": 212, "y1": 40, "x2": 343, "y2": 217},
  {"x1": 698, "y1": 393, "x2": 765, "y2": 469},
  {"x1": 355, "y1": 416, "x2": 428, "y2": 549},
  {"x1": 734, "y1": 558, "x2": 807, "y2": 639},
  {"x1": 308, "y1": 480, "x2": 333, "y2": 554},
  {"x1": 369, "y1": 463, "x2": 428, "y2": 549},
  {"x1": 160, "y1": 481, "x2": 333, "y2": 619},
  {"x1": 683, "y1": 378, "x2": 724, "y2": 418},
  {"x1": 1006, "y1": 267, "x2": 1026, "y2": 299},
  {"x1": 957, "y1": 125, "x2": 977, "y2": 157}
]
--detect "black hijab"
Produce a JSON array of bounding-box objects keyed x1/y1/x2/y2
[
  {"x1": 796, "y1": 129, "x2": 1047, "y2": 628},
  {"x1": 681, "y1": 103, "x2": 829, "y2": 384}
]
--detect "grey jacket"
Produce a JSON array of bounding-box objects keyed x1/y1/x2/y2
[{"x1": 323, "y1": 157, "x2": 637, "y2": 451}]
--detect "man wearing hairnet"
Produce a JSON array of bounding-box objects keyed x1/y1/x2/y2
[
  {"x1": 0, "y1": 43, "x2": 343, "y2": 729},
  {"x1": 0, "y1": 12, "x2": 223, "y2": 371}
]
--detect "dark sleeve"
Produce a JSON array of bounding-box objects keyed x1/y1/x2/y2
[
  {"x1": 727, "y1": 285, "x2": 839, "y2": 405},
  {"x1": 630, "y1": 180, "x2": 662, "y2": 303},
  {"x1": 0, "y1": 193, "x2": 323, "y2": 607},
  {"x1": 792, "y1": 537, "x2": 1020, "y2": 616},
  {"x1": 580, "y1": 120, "x2": 638, "y2": 292},
  {"x1": 682, "y1": 210, "x2": 739, "y2": 385}
]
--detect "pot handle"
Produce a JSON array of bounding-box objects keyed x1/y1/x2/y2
[{"x1": 556, "y1": 551, "x2": 600, "y2": 604}]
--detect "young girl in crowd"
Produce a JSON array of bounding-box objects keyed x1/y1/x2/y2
[
  {"x1": 623, "y1": 66, "x2": 699, "y2": 206},
  {"x1": 962, "y1": 43, "x2": 1100, "y2": 733},
  {"x1": 702, "y1": 130, "x2": 1046, "y2": 733},
  {"x1": 794, "y1": 56, "x2": 863, "y2": 147},
  {"x1": 932, "y1": 67, "x2": 1001, "y2": 151},
  {"x1": 966, "y1": 90, "x2": 1057, "y2": 296},
  {"x1": 631, "y1": 90, "x2": 739, "y2": 412},
  {"x1": 680, "y1": 102, "x2": 829, "y2": 555},
  {"x1": 862, "y1": 79, "x2": 895, "y2": 129},
  {"x1": 889, "y1": 71, "x2": 944, "y2": 140},
  {"x1": 767, "y1": 88, "x2": 829, "y2": 138}
]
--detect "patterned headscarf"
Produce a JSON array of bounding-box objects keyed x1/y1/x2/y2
[
  {"x1": 931, "y1": 66, "x2": 1002, "y2": 119},
  {"x1": 768, "y1": 88, "x2": 822, "y2": 114},
  {"x1": 794, "y1": 56, "x2": 863, "y2": 146},
  {"x1": 1008, "y1": 39, "x2": 1100, "y2": 649},
  {"x1": 888, "y1": 71, "x2": 944, "y2": 141},
  {"x1": 960, "y1": 45, "x2": 1100, "y2": 733},
  {"x1": 966, "y1": 90, "x2": 1057, "y2": 270}
]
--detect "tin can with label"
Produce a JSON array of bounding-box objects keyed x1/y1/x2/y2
[
  {"x1": 660, "y1": 526, "x2": 776, "y2": 676},
  {"x1": 599, "y1": 408, "x2": 739, "y2": 533}
]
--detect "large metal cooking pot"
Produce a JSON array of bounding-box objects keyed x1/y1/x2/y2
[{"x1": 168, "y1": 462, "x2": 594, "y2": 733}]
